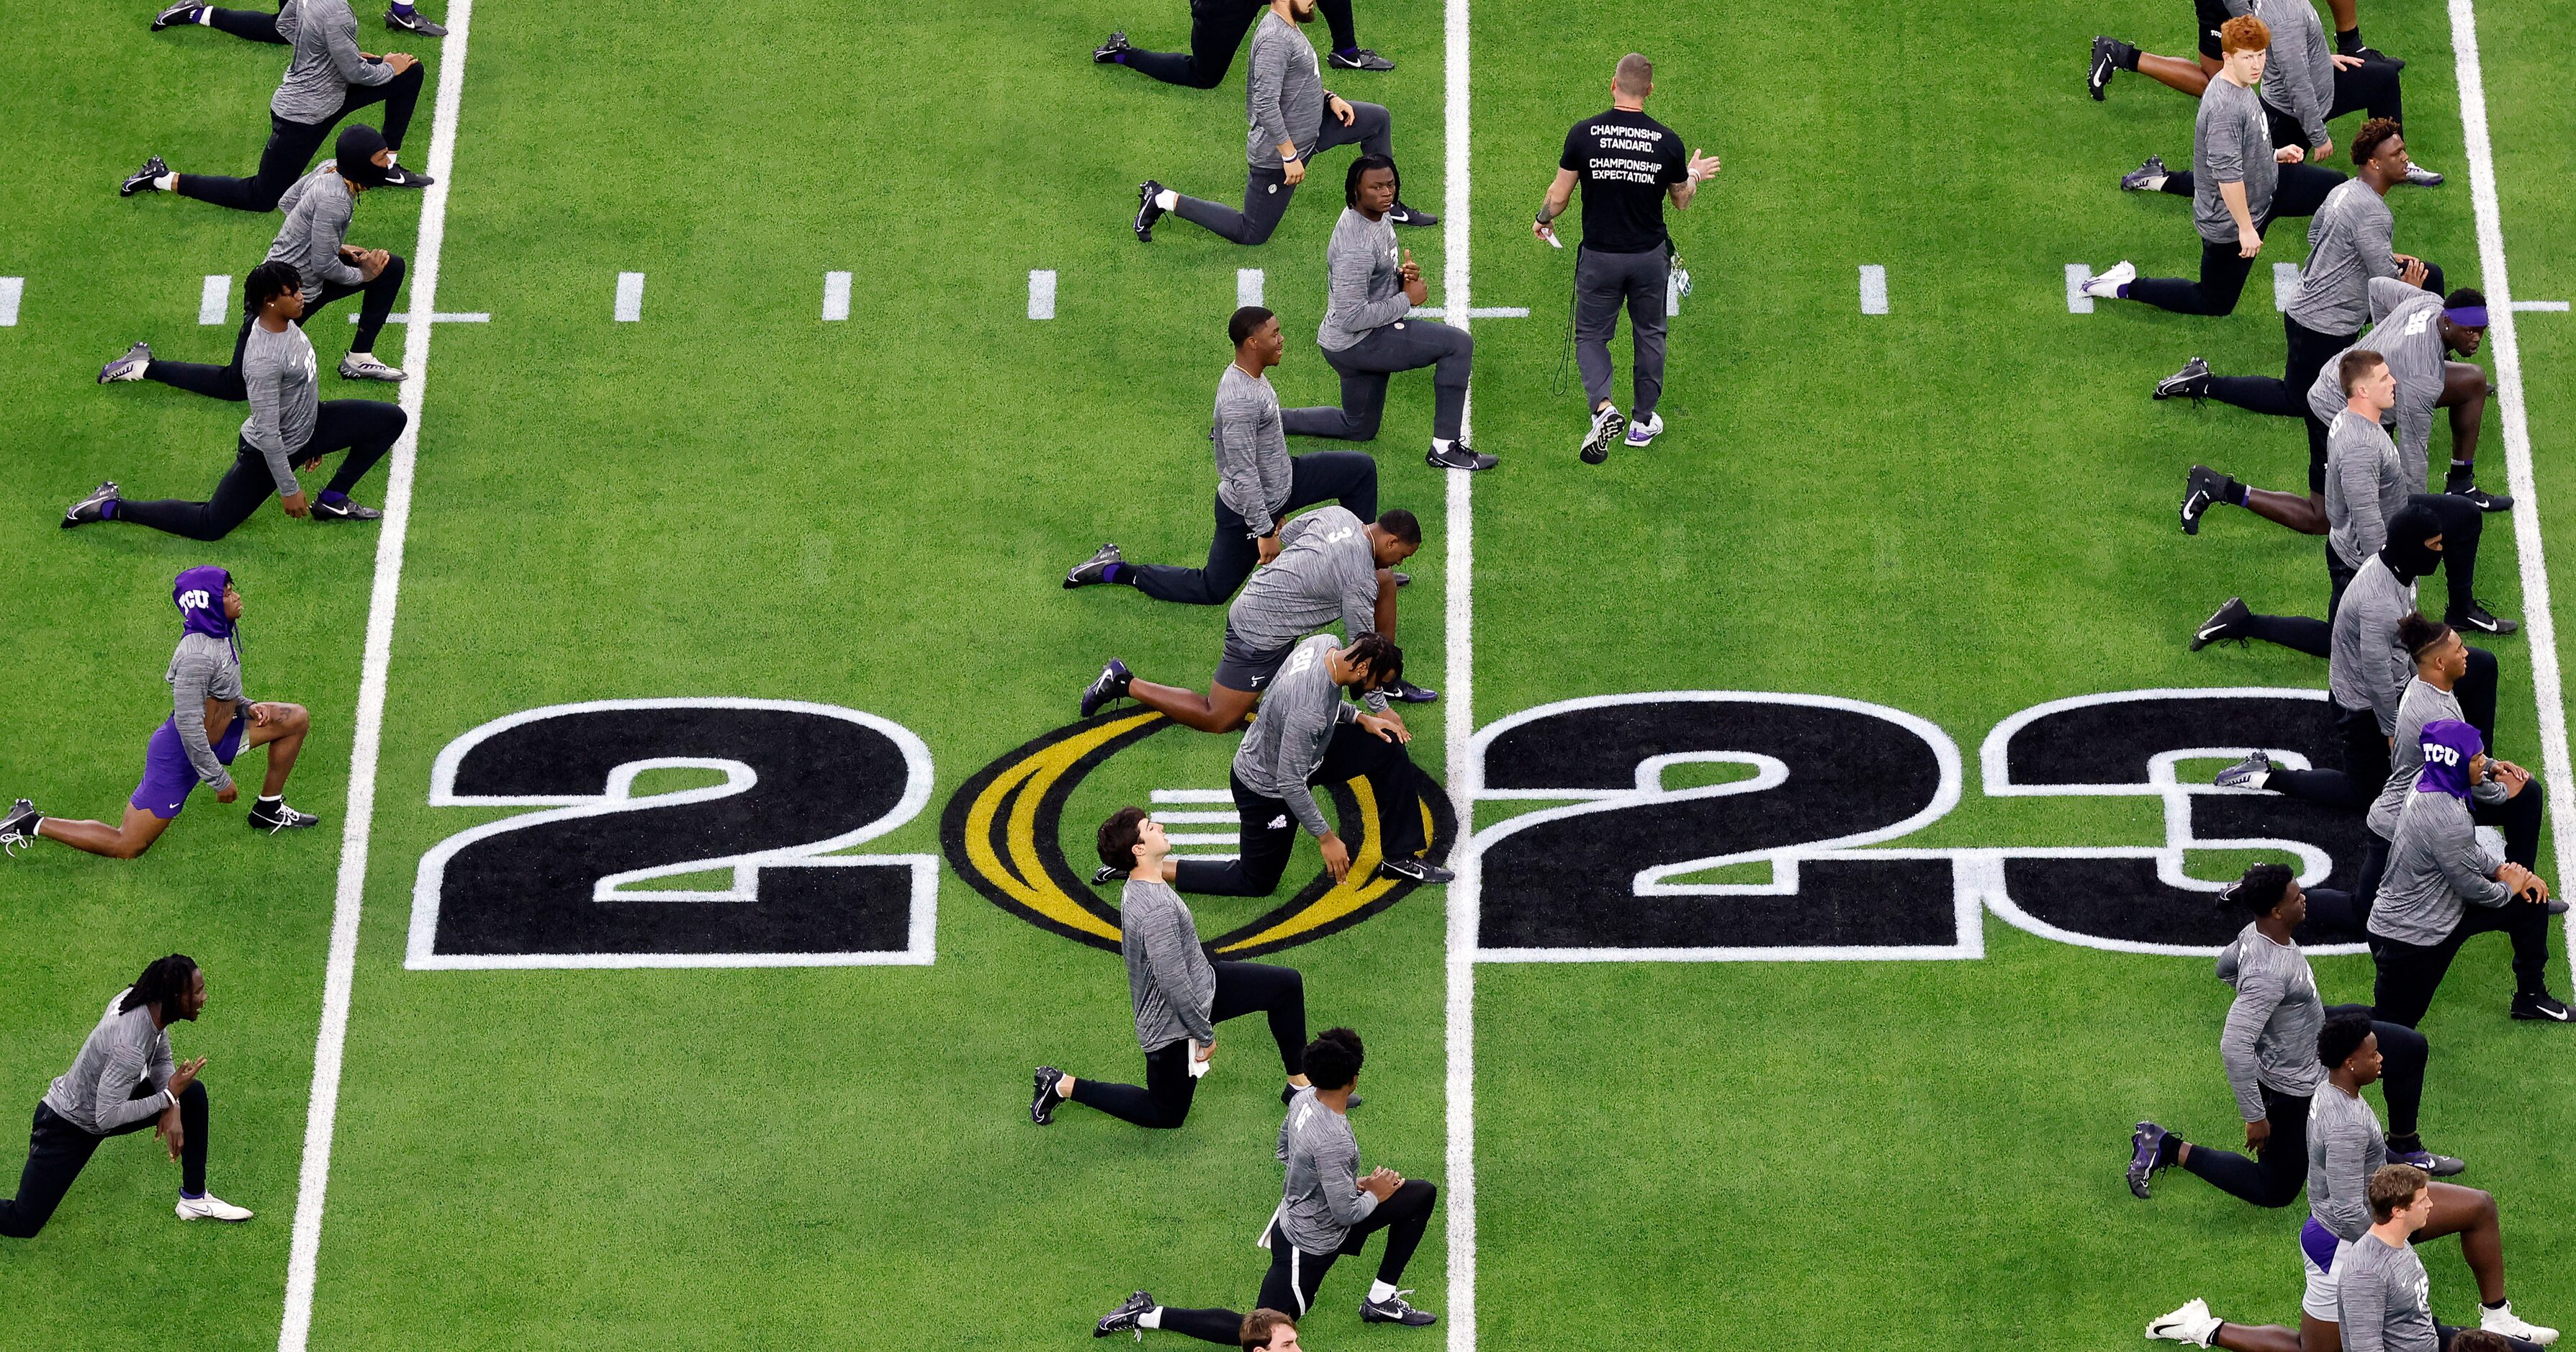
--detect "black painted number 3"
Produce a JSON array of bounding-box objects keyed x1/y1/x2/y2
[{"x1": 407, "y1": 700, "x2": 937, "y2": 969}]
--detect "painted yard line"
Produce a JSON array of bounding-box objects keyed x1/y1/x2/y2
[
  {"x1": 821, "y1": 270, "x2": 852, "y2": 322},
  {"x1": 2448, "y1": 0, "x2": 2576, "y2": 978},
  {"x1": 1439, "y1": 0, "x2": 1476, "y2": 1343},
  {"x1": 1410, "y1": 305, "x2": 1528, "y2": 319},
  {"x1": 613, "y1": 271, "x2": 644, "y2": 322},
  {"x1": 0, "y1": 276, "x2": 21, "y2": 327},
  {"x1": 2273, "y1": 262, "x2": 2301, "y2": 312},
  {"x1": 351, "y1": 312, "x2": 490, "y2": 324},
  {"x1": 199, "y1": 274, "x2": 231, "y2": 325},
  {"x1": 2065, "y1": 263, "x2": 2094, "y2": 315},
  {"x1": 1858, "y1": 264, "x2": 1888, "y2": 315},
  {"x1": 2511, "y1": 299, "x2": 2570, "y2": 312},
  {"x1": 1150, "y1": 811, "x2": 1240, "y2": 825},
  {"x1": 1150, "y1": 788, "x2": 1232, "y2": 803},
  {"x1": 1238, "y1": 267, "x2": 1264, "y2": 308},
  {"x1": 276, "y1": 0, "x2": 474, "y2": 1346},
  {"x1": 1029, "y1": 269, "x2": 1058, "y2": 320}
]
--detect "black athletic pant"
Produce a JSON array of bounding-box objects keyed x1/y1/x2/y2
[
  {"x1": 197, "y1": 4, "x2": 287, "y2": 42},
  {"x1": 174, "y1": 63, "x2": 424, "y2": 213},
  {"x1": 1114, "y1": 0, "x2": 1361, "y2": 89},
  {"x1": 1282, "y1": 320, "x2": 1471, "y2": 443},
  {"x1": 2176, "y1": 1008, "x2": 2427, "y2": 1207},
  {"x1": 1154, "y1": 1181, "x2": 1440, "y2": 1343},
  {"x1": 1065, "y1": 961, "x2": 1308, "y2": 1130},
  {"x1": 2132, "y1": 165, "x2": 2346, "y2": 315},
  {"x1": 115, "y1": 400, "x2": 407, "y2": 539},
  {"x1": 1171, "y1": 102, "x2": 1393, "y2": 247},
  {"x1": 1573, "y1": 243, "x2": 1670, "y2": 420},
  {"x1": 2372, "y1": 900, "x2": 2557, "y2": 1027},
  {"x1": 1174, "y1": 726, "x2": 1432, "y2": 898},
  {"x1": 149, "y1": 259, "x2": 410, "y2": 401},
  {"x1": 2351, "y1": 773, "x2": 2540, "y2": 924},
  {"x1": 2265, "y1": 68, "x2": 2403, "y2": 155},
  {"x1": 2245, "y1": 499, "x2": 2488, "y2": 657},
  {"x1": 0, "y1": 1081, "x2": 207, "y2": 1239},
  {"x1": 2271, "y1": 700, "x2": 2391, "y2": 811},
  {"x1": 1130, "y1": 452, "x2": 1378, "y2": 605}
]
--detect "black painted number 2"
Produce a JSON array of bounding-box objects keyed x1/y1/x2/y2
[{"x1": 407, "y1": 699, "x2": 937, "y2": 969}]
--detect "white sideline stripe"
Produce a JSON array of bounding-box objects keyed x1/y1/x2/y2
[
  {"x1": 1164, "y1": 832, "x2": 1243, "y2": 845},
  {"x1": 1150, "y1": 788, "x2": 1231, "y2": 803},
  {"x1": 2448, "y1": 0, "x2": 2576, "y2": 988},
  {"x1": 1858, "y1": 264, "x2": 1888, "y2": 315},
  {"x1": 1150, "y1": 811, "x2": 1238, "y2": 824},
  {"x1": 2511, "y1": 299, "x2": 2570, "y2": 312},
  {"x1": 0, "y1": 277, "x2": 20, "y2": 327},
  {"x1": 1440, "y1": 0, "x2": 1476, "y2": 1342},
  {"x1": 277, "y1": 0, "x2": 474, "y2": 1346},
  {"x1": 1029, "y1": 269, "x2": 1057, "y2": 320},
  {"x1": 351, "y1": 312, "x2": 490, "y2": 324},
  {"x1": 2065, "y1": 263, "x2": 2094, "y2": 315},
  {"x1": 1238, "y1": 268, "x2": 1264, "y2": 308},
  {"x1": 2273, "y1": 262, "x2": 2301, "y2": 312},
  {"x1": 613, "y1": 271, "x2": 644, "y2": 322},
  {"x1": 199, "y1": 274, "x2": 231, "y2": 325},
  {"x1": 1409, "y1": 306, "x2": 1528, "y2": 319},
  {"x1": 821, "y1": 271, "x2": 852, "y2": 322}
]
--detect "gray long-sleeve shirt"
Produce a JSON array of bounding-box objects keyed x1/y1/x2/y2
[
  {"x1": 1316, "y1": 207, "x2": 1411, "y2": 351},
  {"x1": 240, "y1": 319, "x2": 321, "y2": 495},
  {"x1": 2309, "y1": 279, "x2": 2450, "y2": 485},
  {"x1": 268, "y1": 163, "x2": 366, "y2": 302},
  {"x1": 2215, "y1": 923, "x2": 2327, "y2": 1120},
  {"x1": 2307, "y1": 1081, "x2": 2387, "y2": 1241},
  {"x1": 1227, "y1": 506, "x2": 1389, "y2": 713},
  {"x1": 1120, "y1": 879, "x2": 1217, "y2": 1053},
  {"x1": 2251, "y1": 0, "x2": 2336, "y2": 150},
  {"x1": 1276, "y1": 1086, "x2": 1378, "y2": 1254},
  {"x1": 1213, "y1": 362, "x2": 1292, "y2": 538},
  {"x1": 2373, "y1": 789, "x2": 2511, "y2": 946},
  {"x1": 2289, "y1": 179, "x2": 2401, "y2": 335},
  {"x1": 2367, "y1": 677, "x2": 2510, "y2": 837},
  {"x1": 1233, "y1": 633, "x2": 1359, "y2": 838},
  {"x1": 2337, "y1": 1233, "x2": 2438, "y2": 1352},
  {"x1": 272, "y1": 0, "x2": 394, "y2": 126},
  {"x1": 2326, "y1": 410, "x2": 2408, "y2": 571},
  {"x1": 2192, "y1": 74, "x2": 2278, "y2": 245},
  {"x1": 2328, "y1": 556, "x2": 2417, "y2": 733},
  {"x1": 41, "y1": 991, "x2": 179, "y2": 1135},
  {"x1": 168, "y1": 632, "x2": 249, "y2": 793},
  {"x1": 1244, "y1": 9, "x2": 1323, "y2": 170}
]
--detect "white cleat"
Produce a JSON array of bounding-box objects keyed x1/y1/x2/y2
[
  {"x1": 2145, "y1": 1297, "x2": 2220, "y2": 1347},
  {"x1": 1623, "y1": 412, "x2": 1664, "y2": 446},
  {"x1": 2482, "y1": 1302, "x2": 2558, "y2": 1346},
  {"x1": 2081, "y1": 260, "x2": 2137, "y2": 299},
  {"x1": 176, "y1": 1193, "x2": 253, "y2": 1222},
  {"x1": 338, "y1": 353, "x2": 406, "y2": 382}
]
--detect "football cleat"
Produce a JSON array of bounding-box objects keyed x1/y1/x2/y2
[
  {"x1": 1031, "y1": 1066, "x2": 1067, "y2": 1125},
  {"x1": 1391, "y1": 570, "x2": 1410, "y2": 587},
  {"x1": 100, "y1": 342, "x2": 153, "y2": 384},
  {"x1": 1089, "y1": 864, "x2": 1124, "y2": 885},
  {"x1": 1624, "y1": 411, "x2": 1665, "y2": 446},
  {"x1": 1579, "y1": 405, "x2": 1626, "y2": 465},
  {"x1": 1133, "y1": 180, "x2": 1166, "y2": 242},
  {"x1": 2127, "y1": 1121, "x2": 2171, "y2": 1199},
  {"x1": 175, "y1": 1194, "x2": 254, "y2": 1222},
  {"x1": 2155, "y1": 356, "x2": 2212, "y2": 403},
  {"x1": 1092, "y1": 30, "x2": 1130, "y2": 63},
  {"x1": 2213, "y1": 750, "x2": 2274, "y2": 790},
  {"x1": 152, "y1": 3, "x2": 202, "y2": 30},
  {"x1": 1359, "y1": 1289, "x2": 1438, "y2": 1327},
  {"x1": 1427, "y1": 444, "x2": 1498, "y2": 472},
  {"x1": 2450, "y1": 482, "x2": 2513, "y2": 512},
  {"x1": 122, "y1": 155, "x2": 169, "y2": 197},
  {"x1": 1065, "y1": 542, "x2": 1123, "y2": 589},
  {"x1": 2387, "y1": 1146, "x2": 2467, "y2": 1176},
  {"x1": 1328, "y1": 47, "x2": 1395, "y2": 71},
  {"x1": 310, "y1": 497, "x2": 385, "y2": 522},
  {"x1": 2479, "y1": 1302, "x2": 2558, "y2": 1346},
  {"x1": 1389, "y1": 678, "x2": 1438, "y2": 704},
  {"x1": 0, "y1": 799, "x2": 41, "y2": 857},
  {"x1": 2192, "y1": 597, "x2": 2252, "y2": 651},
  {"x1": 1385, "y1": 201, "x2": 1438, "y2": 227},
  {"x1": 377, "y1": 159, "x2": 433, "y2": 189},
  {"x1": 2457, "y1": 603, "x2": 2518, "y2": 636},
  {"x1": 1080, "y1": 659, "x2": 1132, "y2": 718},
  {"x1": 2079, "y1": 260, "x2": 2135, "y2": 298},
  {"x1": 63, "y1": 481, "x2": 120, "y2": 529},
  {"x1": 338, "y1": 353, "x2": 405, "y2": 382},
  {"x1": 1095, "y1": 1291, "x2": 1153, "y2": 1340},
  {"x1": 2088, "y1": 36, "x2": 2118, "y2": 100},
  {"x1": 1379, "y1": 857, "x2": 1454, "y2": 885},
  {"x1": 384, "y1": 6, "x2": 446, "y2": 35},
  {"x1": 2146, "y1": 1297, "x2": 2221, "y2": 1348},
  {"x1": 2180, "y1": 465, "x2": 2228, "y2": 535},
  {"x1": 248, "y1": 801, "x2": 322, "y2": 832},
  {"x1": 2403, "y1": 163, "x2": 2444, "y2": 188},
  {"x1": 2510, "y1": 992, "x2": 2572, "y2": 1022},
  {"x1": 2120, "y1": 155, "x2": 2169, "y2": 192}
]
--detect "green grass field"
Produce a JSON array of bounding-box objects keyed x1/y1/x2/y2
[{"x1": 5, "y1": 0, "x2": 2575, "y2": 1346}]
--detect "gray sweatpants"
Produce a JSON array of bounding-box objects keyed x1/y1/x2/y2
[
  {"x1": 1282, "y1": 318, "x2": 1471, "y2": 442},
  {"x1": 1574, "y1": 243, "x2": 1670, "y2": 419},
  {"x1": 1173, "y1": 101, "x2": 1395, "y2": 247}
]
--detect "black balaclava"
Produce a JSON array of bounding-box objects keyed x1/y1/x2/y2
[{"x1": 2379, "y1": 502, "x2": 2444, "y2": 583}]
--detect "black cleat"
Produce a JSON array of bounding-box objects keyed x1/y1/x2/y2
[
  {"x1": 1096, "y1": 1291, "x2": 1154, "y2": 1340},
  {"x1": 377, "y1": 159, "x2": 434, "y2": 189},
  {"x1": 2155, "y1": 356, "x2": 2212, "y2": 403},
  {"x1": 121, "y1": 156, "x2": 168, "y2": 197},
  {"x1": 310, "y1": 497, "x2": 384, "y2": 522},
  {"x1": 1080, "y1": 659, "x2": 1133, "y2": 718},
  {"x1": 2192, "y1": 596, "x2": 2252, "y2": 651},
  {"x1": 1391, "y1": 570, "x2": 1411, "y2": 587},
  {"x1": 2213, "y1": 750, "x2": 2273, "y2": 790},
  {"x1": 2119, "y1": 155, "x2": 2168, "y2": 193},
  {"x1": 99, "y1": 341, "x2": 152, "y2": 384},
  {"x1": 1093, "y1": 30, "x2": 1131, "y2": 64},
  {"x1": 1379, "y1": 856, "x2": 1454, "y2": 885},
  {"x1": 2127, "y1": 1121, "x2": 2170, "y2": 1199},
  {"x1": 2387, "y1": 1145, "x2": 2468, "y2": 1176},
  {"x1": 2180, "y1": 464, "x2": 2229, "y2": 535},
  {"x1": 63, "y1": 481, "x2": 120, "y2": 529},
  {"x1": 2456, "y1": 603, "x2": 2518, "y2": 636},
  {"x1": 1360, "y1": 1289, "x2": 1438, "y2": 1326},
  {"x1": 1328, "y1": 47, "x2": 1395, "y2": 71},
  {"x1": 1032, "y1": 1066, "x2": 1067, "y2": 1125},
  {"x1": 384, "y1": 6, "x2": 446, "y2": 35},
  {"x1": 1428, "y1": 444, "x2": 1498, "y2": 472},
  {"x1": 2089, "y1": 35, "x2": 2119, "y2": 99},
  {"x1": 152, "y1": 2, "x2": 199, "y2": 30},
  {"x1": 0, "y1": 798, "x2": 40, "y2": 857},
  {"x1": 247, "y1": 801, "x2": 321, "y2": 833},
  {"x1": 1385, "y1": 200, "x2": 1438, "y2": 227},
  {"x1": 2449, "y1": 482, "x2": 2513, "y2": 512},
  {"x1": 1065, "y1": 542, "x2": 1124, "y2": 589},
  {"x1": 1390, "y1": 678, "x2": 1438, "y2": 704},
  {"x1": 2510, "y1": 991, "x2": 2572, "y2": 1022},
  {"x1": 1090, "y1": 864, "x2": 1125, "y2": 885},
  {"x1": 1133, "y1": 180, "x2": 1166, "y2": 242}
]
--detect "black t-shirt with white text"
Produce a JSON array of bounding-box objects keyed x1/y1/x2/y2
[{"x1": 1559, "y1": 108, "x2": 1688, "y2": 253}]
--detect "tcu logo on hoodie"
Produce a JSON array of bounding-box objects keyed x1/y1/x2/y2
[
  {"x1": 178, "y1": 590, "x2": 213, "y2": 613},
  {"x1": 2423, "y1": 741, "x2": 2462, "y2": 767}
]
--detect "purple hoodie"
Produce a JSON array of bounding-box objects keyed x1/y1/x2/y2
[
  {"x1": 174, "y1": 565, "x2": 234, "y2": 641},
  {"x1": 2412, "y1": 718, "x2": 2482, "y2": 802}
]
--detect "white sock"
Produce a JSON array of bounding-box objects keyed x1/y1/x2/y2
[
  {"x1": 257, "y1": 794, "x2": 282, "y2": 807},
  {"x1": 1138, "y1": 1309, "x2": 1163, "y2": 1330},
  {"x1": 2140, "y1": 173, "x2": 2169, "y2": 191},
  {"x1": 348, "y1": 351, "x2": 372, "y2": 361},
  {"x1": 1154, "y1": 189, "x2": 1179, "y2": 211},
  {"x1": 1369, "y1": 1280, "x2": 1400, "y2": 1303},
  {"x1": 196, "y1": 7, "x2": 212, "y2": 23},
  {"x1": 1431, "y1": 438, "x2": 1454, "y2": 454},
  {"x1": 155, "y1": 173, "x2": 178, "y2": 191}
]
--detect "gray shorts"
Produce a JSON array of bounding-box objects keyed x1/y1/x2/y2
[{"x1": 1213, "y1": 627, "x2": 1295, "y2": 693}]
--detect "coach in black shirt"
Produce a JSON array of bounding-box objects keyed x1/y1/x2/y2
[{"x1": 1536, "y1": 54, "x2": 1719, "y2": 464}]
